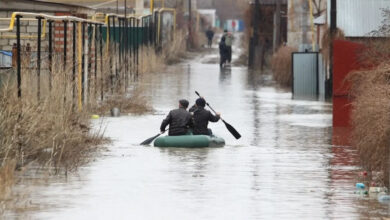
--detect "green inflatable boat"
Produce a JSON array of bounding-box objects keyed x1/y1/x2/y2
[{"x1": 154, "y1": 135, "x2": 225, "y2": 148}]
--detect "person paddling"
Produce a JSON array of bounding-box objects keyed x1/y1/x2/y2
[
  {"x1": 189, "y1": 98, "x2": 220, "y2": 135},
  {"x1": 160, "y1": 99, "x2": 193, "y2": 136}
]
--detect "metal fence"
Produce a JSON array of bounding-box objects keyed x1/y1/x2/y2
[
  {"x1": 0, "y1": 9, "x2": 176, "y2": 111},
  {"x1": 292, "y1": 52, "x2": 325, "y2": 100}
]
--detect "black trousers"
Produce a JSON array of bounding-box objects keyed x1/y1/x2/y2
[{"x1": 227, "y1": 46, "x2": 232, "y2": 62}]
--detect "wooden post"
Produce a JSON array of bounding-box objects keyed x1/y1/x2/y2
[{"x1": 273, "y1": 0, "x2": 281, "y2": 53}]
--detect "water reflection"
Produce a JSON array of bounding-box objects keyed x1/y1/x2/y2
[
  {"x1": 4, "y1": 53, "x2": 390, "y2": 219},
  {"x1": 219, "y1": 67, "x2": 231, "y2": 84}
]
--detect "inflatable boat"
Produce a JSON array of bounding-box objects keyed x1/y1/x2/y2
[{"x1": 154, "y1": 135, "x2": 225, "y2": 148}]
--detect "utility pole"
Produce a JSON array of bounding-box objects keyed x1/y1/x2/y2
[
  {"x1": 273, "y1": 0, "x2": 281, "y2": 52},
  {"x1": 188, "y1": 0, "x2": 192, "y2": 49},
  {"x1": 248, "y1": 0, "x2": 260, "y2": 68},
  {"x1": 327, "y1": 0, "x2": 336, "y2": 99}
]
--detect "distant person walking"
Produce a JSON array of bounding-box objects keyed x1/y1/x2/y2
[
  {"x1": 219, "y1": 37, "x2": 229, "y2": 68},
  {"x1": 205, "y1": 27, "x2": 215, "y2": 48},
  {"x1": 222, "y1": 30, "x2": 234, "y2": 63}
]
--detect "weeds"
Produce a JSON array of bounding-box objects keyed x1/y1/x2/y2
[
  {"x1": 348, "y1": 62, "x2": 390, "y2": 187},
  {"x1": 163, "y1": 30, "x2": 187, "y2": 64},
  {"x1": 270, "y1": 46, "x2": 297, "y2": 87}
]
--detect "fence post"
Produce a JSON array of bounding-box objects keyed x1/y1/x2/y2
[
  {"x1": 88, "y1": 23, "x2": 93, "y2": 99},
  {"x1": 118, "y1": 18, "x2": 122, "y2": 69},
  {"x1": 125, "y1": 18, "x2": 129, "y2": 90},
  {"x1": 94, "y1": 23, "x2": 98, "y2": 98},
  {"x1": 99, "y1": 24, "x2": 104, "y2": 101},
  {"x1": 63, "y1": 20, "x2": 68, "y2": 103},
  {"x1": 77, "y1": 22, "x2": 82, "y2": 111},
  {"x1": 112, "y1": 17, "x2": 117, "y2": 92},
  {"x1": 48, "y1": 20, "x2": 53, "y2": 91},
  {"x1": 36, "y1": 16, "x2": 43, "y2": 101},
  {"x1": 82, "y1": 22, "x2": 85, "y2": 103},
  {"x1": 83, "y1": 22, "x2": 89, "y2": 105},
  {"x1": 72, "y1": 21, "x2": 77, "y2": 107},
  {"x1": 136, "y1": 19, "x2": 139, "y2": 78},
  {"x1": 16, "y1": 15, "x2": 22, "y2": 98},
  {"x1": 63, "y1": 20, "x2": 68, "y2": 71},
  {"x1": 131, "y1": 18, "x2": 135, "y2": 80}
]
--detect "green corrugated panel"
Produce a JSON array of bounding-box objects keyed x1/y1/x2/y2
[{"x1": 100, "y1": 27, "x2": 147, "y2": 47}]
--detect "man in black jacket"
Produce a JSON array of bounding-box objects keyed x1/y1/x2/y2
[
  {"x1": 189, "y1": 98, "x2": 220, "y2": 135},
  {"x1": 160, "y1": 99, "x2": 193, "y2": 136}
]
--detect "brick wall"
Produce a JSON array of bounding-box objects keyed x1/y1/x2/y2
[{"x1": 0, "y1": 11, "x2": 97, "y2": 69}]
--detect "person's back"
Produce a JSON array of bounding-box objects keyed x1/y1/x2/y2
[
  {"x1": 224, "y1": 32, "x2": 234, "y2": 47},
  {"x1": 206, "y1": 29, "x2": 214, "y2": 39},
  {"x1": 206, "y1": 28, "x2": 214, "y2": 48},
  {"x1": 222, "y1": 30, "x2": 234, "y2": 63},
  {"x1": 190, "y1": 98, "x2": 220, "y2": 135},
  {"x1": 160, "y1": 100, "x2": 193, "y2": 136},
  {"x1": 219, "y1": 38, "x2": 228, "y2": 67}
]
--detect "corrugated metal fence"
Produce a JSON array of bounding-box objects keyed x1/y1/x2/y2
[{"x1": 292, "y1": 52, "x2": 325, "y2": 100}]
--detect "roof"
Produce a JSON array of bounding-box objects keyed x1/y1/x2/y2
[
  {"x1": 329, "y1": 0, "x2": 390, "y2": 37},
  {"x1": 39, "y1": 0, "x2": 135, "y2": 9},
  {"x1": 248, "y1": 0, "x2": 287, "y2": 5},
  {"x1": 314, "y1": 14, "x2": 325, "y2": 25},
  {"x1": 0, "y1": 0, "x2": 96, "y2": 14}
]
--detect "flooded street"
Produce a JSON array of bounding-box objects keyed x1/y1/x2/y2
[{"x1": 5, "y1": 49, "x2": 390, "y2": 219}]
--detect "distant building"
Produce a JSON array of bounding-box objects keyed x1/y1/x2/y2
[
  {"x1": 0, "y1": 0, "x2": 95, "y2": 51},
  {"x1": 330, "y1": 0, "x2": 390, "y2": 37},
  {"x1": 287, "y1": 0, "x2": 327, "y2": 50},
  {"x1": 198, "y1": 9, "x2": 217, "y2": 28},
  {"x1": 0, "y1": 0, "x2": 95, "y2": 15}
]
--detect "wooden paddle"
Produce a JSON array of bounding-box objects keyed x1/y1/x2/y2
[
  {"x1": 195, "y1": 91, "x2": 241, "y2": 139},
  {"x1": 140, "y1": 129, "x2": 167, "y2": 145}
]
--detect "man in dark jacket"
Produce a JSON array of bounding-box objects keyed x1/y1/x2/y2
[
  {"x1": 219, "y1": 37, "x2": 229, "y2": 68},
  {"x1": 205, "y1": 27, "x2": 214, "y2": 48},
  {"x1": 189, "y1": 98, "x2": 220, "y2": 135},
  {"x1": 160, "y1": 99, "x2": 193, "y2": 136}
]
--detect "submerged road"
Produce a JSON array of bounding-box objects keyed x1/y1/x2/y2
[{"x1": 7, "y1": 42, "x2": 390, "y2": 219}]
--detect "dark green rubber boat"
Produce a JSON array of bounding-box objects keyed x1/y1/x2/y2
[{"x1": 154, "y1": 135, "x2": 225, "y2": 148}]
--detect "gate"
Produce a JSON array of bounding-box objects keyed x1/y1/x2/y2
[{"x1": 292, "y1": 52, "x2": 323, "y2": 100}]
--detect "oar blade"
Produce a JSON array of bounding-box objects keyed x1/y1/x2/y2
[
  {"x1": 140, "y1": 133, "x2": 161, "y2": 145},
  {"x1": 223, "y1": 120, "x2": 241, "y2": 139}
]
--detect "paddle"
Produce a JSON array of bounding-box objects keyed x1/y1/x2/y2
[
  {"x1": 195, "y1": 91, "x2": 241, "y2": 139},
  {"x1": 140, "y1": 130, "x2": 167, "y2": 145}
]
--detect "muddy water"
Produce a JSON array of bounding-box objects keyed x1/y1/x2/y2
[{"x1": 5, "y1": 50, "x2": 390, "y2": 219}]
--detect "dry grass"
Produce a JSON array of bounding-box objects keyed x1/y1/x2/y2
[
  {"x1": 0, "y1": 66, "x2": 106, "y2": 174},
  {"x1": 348, "y1": 62, "x2": 390, "y2": 187},
  {"x1": 163, "y1": 30, "x2": 187, "y2": 64},
  {"x1": 138, "y1": 46, "x2": 166, "y2": 75},
  {"x1": 270, "y1": 46, "x2": 297, "y2": 87},
  {"x1": 0, "y1": 161, "x2": 16, "y2": 201},
  {"x1": 94, "y1": 85, "x2": 153, "y2": 115}
]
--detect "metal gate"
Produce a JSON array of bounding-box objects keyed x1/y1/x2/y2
[{"x1": 292, "y1": 52, "x2": 324, "y2": 100}]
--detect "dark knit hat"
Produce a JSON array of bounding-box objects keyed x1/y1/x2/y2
[
  {"x1": 196, "y1": 98, "x2": 206, "y2": 107},
  {"x1": 179, "y1": 99, "x2": 189, "y2": 108}
]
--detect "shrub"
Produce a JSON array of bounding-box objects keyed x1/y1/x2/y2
[{"x1": 270, "y1": 46, "x2": 297, "y2": 87}]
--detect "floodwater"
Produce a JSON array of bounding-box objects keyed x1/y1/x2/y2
[{"x1": 4, "y1": 42, "x2": 390, "y2": 219}]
